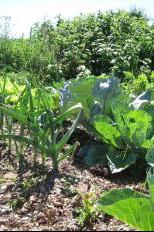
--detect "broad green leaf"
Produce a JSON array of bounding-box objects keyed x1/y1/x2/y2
[
  {"x1": 60, "y1": 76, "x2": 96, "y2": 118},
  {"x1": 92, "y1": 77, "x2": 121, "y2": 114},
  {"x1": 107, "y1": 148, "x2": 137, "y2": 173},
  {"x1": 97, "y1": 189, "x2": 154, "y2": 231},
  {"x1": 142, "y1": 138, "x2": 154, "y2": 149},
  {"x1": 91, "y1": 115, "x2": 123, "y2": 148},
  {"x1": 111, "y1": 103, "x2": 130, "y2": 143},
  {"x1": 60, "y1": 76, "x2": 122, "y2": 119},
  {"x1": 147, "y1": 169, "x2": 154, "y2": 206},
  {"x1": 32, "y1": 87, "x2": 59, "y2": 111},
  {"x1": 123, "y1": 110, "x2": 152, "y2": 147},
  {"x1": 98, "y1": 188, "x2": 145, "y2": 206}
]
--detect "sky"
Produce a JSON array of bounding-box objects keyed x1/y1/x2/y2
[{"x1": 0, "y1": 0, "x2": 154, "y2": 37}]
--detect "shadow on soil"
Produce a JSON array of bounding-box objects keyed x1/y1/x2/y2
[{"x1": 73, "y1": 157, "x2": 147, "y2": 186}]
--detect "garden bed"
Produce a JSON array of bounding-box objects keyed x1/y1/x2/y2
[{"x1": 0, "y1": 133, "x2": 145, "y2": 231}]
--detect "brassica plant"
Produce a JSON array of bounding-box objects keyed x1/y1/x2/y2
[
  {"x1": 61, "y1": 75, "x2": 154, "y2": 173},
  {"x1": 60, "y1": 75, "x2": 122, "y2": 121},
  {"x1": 97, "y1": 169, "x2": 154, "y2": 231},
  {"x1": 90, "y1": 106, "x2": 153, "y2": 173}
]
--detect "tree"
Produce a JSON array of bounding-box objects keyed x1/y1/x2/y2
[{"x1": 0, "y1": 16, "x2": 12, "y2": 39}]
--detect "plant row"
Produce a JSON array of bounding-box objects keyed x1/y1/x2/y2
[{"x1": 1, "y1": 73, "x2": 154, "y2": 230}]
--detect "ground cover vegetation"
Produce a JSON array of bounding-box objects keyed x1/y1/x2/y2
[{"x1": 0, "y1": 9, "x2": 154, "y2": 231}]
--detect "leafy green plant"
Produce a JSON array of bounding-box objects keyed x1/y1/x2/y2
[
  {"x1": 122, "y1": 71, "x2": 151, "y2": 95},
  {"x1": 1, "y1": 10, "x2": 154, "y2": 83},
  {"x1": 77, "y1": 191, "x2": 97, "y2": 227},
  {"x1": 60, "y1": 75, "x2": 122, "y2": 121},
  {"x1": 8, "y1": 197, "x2": 24, "y2": 211},
  {"x1": 22, "y1": 177, "x2": 38, "y2": 192},
  {"x1": 61, "y1": 75, "x2": 154, "y2": 173},
  {"x1": 0, "y1": 80, "x2": 82, "y2": 172},
  {"x1": 97, "y1": 169, "x2": 154, "y2": 231},
  {"x1": 89, "y1": 107, "x2": 153, "y2": 173},
  {"x1": 0, "y1": 75, "x2": 59, "y2": 108},
  {"x1": 96, "y1": 133, "x2": 154, "y2": 230}
]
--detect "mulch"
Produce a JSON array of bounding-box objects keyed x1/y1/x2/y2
[{"x1": 0, "y1": 126, "x2": 145, "y2": 231}]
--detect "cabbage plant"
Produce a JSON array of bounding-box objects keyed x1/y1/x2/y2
[
  {"x1": 90, "y1": 107, "x2": 153, "y2": 173},
  {"x1": 60, "y1": 75, "x2": 122, "y2": 121},
  {"x1": 61, "y1": 75, "x2": 154, "y2": 173},
  {"x1": 97, "y1": 169, "x2": 154, "y2": 231}
]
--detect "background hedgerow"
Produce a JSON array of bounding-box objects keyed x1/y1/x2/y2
[{"x1": 0, "y1": 10, "x2": 154, "y2": 84}]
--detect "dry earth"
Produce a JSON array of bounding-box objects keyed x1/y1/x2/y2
[{"x1": 0, "y1": 127, "x2": 146, "y2": 231}]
